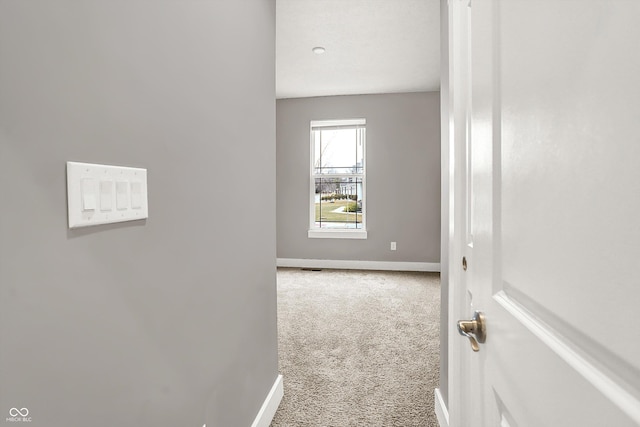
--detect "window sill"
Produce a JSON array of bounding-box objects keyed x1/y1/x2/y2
[{"x1": 308, "y1": 229, "x2": 368, "y2": 239}]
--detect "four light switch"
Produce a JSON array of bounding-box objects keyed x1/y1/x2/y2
[{"x1": 67, "y1": 162, "x2": 148, "y2": 228}]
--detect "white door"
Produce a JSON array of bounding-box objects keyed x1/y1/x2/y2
[{"x1": 449, "y1": 1, "x2": 640, "y2": 426}]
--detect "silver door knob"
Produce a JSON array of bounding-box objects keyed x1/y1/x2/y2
[{"x1": 457, "y1": 311, "x2": 486, "y2": 352}]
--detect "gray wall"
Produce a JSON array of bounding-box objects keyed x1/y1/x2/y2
[
  {"x1": 277, "y1": 92, "x2": 440, "y2": 263},
  {"x1": 0, "y1": 2, "x2": 277, "y2": 427}
]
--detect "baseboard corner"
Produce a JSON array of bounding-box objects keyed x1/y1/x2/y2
[{"x1": 251, "y1": 374, "x2": 283, "y2": 427}]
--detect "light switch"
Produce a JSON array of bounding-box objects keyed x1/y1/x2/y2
[
  {"x1": 81, "y1": 178, "x2": 97, "y2": 211},
  {"x1": 67, "y1": 162, "x2": 148, "y2": 228},
  {"x1": 100, "y1": 180, "x2": 113, "y2": 211},
  {"x1": 116, "y1": 181, "x2": 128, "y2": 210},
  {"x1": 130, "y1": 181, "x2": 142, "y2": 209}
]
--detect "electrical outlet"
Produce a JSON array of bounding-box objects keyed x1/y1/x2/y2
[{"x1": 390, "y1": 242, "x2": 397, "y2": 251}]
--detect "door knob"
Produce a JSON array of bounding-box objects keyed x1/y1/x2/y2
[{"x1": 457, "y1": 311, "x2": 486, "y2": 352}]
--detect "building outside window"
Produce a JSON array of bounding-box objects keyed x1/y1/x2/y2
[{"x1": 309, "y1": 119, "x2": 367, "y2": 239}]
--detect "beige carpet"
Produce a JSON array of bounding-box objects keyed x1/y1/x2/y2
[{"x1": 271, "y1": 268, "x2": 440, "y2": 427}]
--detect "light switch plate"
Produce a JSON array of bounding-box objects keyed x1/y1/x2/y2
[{"x1": 67, "y1": 161, "x2": 148, "y2": 228}]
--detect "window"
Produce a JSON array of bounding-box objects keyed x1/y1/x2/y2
[{"x1": 309, "y1": 119, "x2": 367, "y2": 239}]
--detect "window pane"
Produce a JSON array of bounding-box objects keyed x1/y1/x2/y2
[
  {"x1": 314, "y1": 177, "x2": 363, "y2": 229},
  {"x1": 314, "y1": 128, "x2": 363, "y2": 174}
]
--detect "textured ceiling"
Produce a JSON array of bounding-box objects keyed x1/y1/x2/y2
[{"x1": 276, "y1": 0, "x2": 440, "y2": 99}]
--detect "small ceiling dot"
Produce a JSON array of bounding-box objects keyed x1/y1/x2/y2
[{"x1": 312, "y1": 46, "x2": 326, "y2": 55}]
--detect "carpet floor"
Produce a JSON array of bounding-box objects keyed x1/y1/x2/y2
[{"x1": 270, "y1": 268, "x2": 441, "y2": 427}]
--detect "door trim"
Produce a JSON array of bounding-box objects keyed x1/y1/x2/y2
[{"x1": 445, "y1": 0, "x2": 474, "y2": 425}]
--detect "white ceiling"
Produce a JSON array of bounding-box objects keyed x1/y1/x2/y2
[{"x1": 276, "y1": 0, "x2": 440, "y2": 99}]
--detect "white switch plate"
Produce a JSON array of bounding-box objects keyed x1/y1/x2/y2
[
  {"x1": 67, "y1": 161, "x2": 148, "y2": 228},
  {"x1": 390, "y1": 242, "x2": 397, "y2": 251}
]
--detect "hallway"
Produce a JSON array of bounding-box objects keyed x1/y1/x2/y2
[{"x1": 271, "y1": 268, "x2": 440, "y2": 426}]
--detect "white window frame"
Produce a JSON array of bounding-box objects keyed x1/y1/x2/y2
[{"x1": 308, "y1": 119, "x2": 367, "y2": 239}]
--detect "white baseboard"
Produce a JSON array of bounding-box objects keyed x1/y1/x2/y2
[
  {"x1": 277, "y1": 258, "x2": 440, "y2": 272},
  {"x1": 435, "y1": 388, "x2": 449, "y2": 427},
  {"x1": 251, "y1": 374, "x2": 283, "y2": 427}
]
